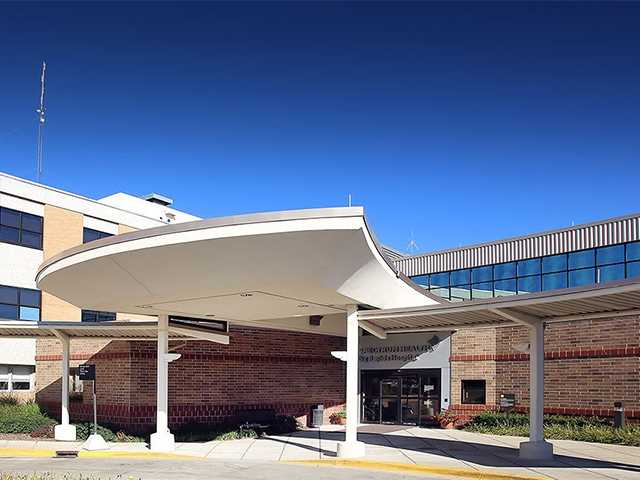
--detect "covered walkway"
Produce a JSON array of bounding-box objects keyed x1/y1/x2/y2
[{"x1": 18, "y1": 206, "x2": 640, "y2": 460}]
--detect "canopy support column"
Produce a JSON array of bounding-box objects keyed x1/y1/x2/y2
[
  {"x1": 53, "y1": 332, "x2": 76, "y2": 441},
  {"x1": 150, "y1": 315, "x2": 175, "y2": 452},
  {"x1": 520, "y1": 321, "x2": 553, "y2": 460},
  {"x1": 337, "y1": 306, "x2": 365, "y2": 458}
]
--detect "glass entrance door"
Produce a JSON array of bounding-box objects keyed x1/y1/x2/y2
[
  {"x1": 361, "y1": 369, "x2": 442, "y2": 426},
  {"x1": 380, "y1": 378, "x2": 400, "y2": 423}
]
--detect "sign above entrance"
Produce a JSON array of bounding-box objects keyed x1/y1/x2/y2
[
  {"x1": 168, "y1": 315, "x2": 228, "y2": 334},
  {"x1": 359, "y1": 331, "x2": 451, "y2": 370}
]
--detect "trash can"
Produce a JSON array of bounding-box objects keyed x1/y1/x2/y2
[
  {"x1": 311, "y1": 404, "x2": 324, "y2": 428},
  {"x1": 614, "y1": 401, "x2": 625, "y2": 428}
]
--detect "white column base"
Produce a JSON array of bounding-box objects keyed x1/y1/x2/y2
[
  {"x1": 150, "y1": 431, "x2": 175, "y2": 452},
  {"x1": 54, "y1": 424, "x2": 76, "y2": 441},
  {"x1": 519, "y1": 440, "x2": 553, "y2": 460},
  {"x1": 336, "y1": 440, "x2": 366, "y2": 458},
  {"x1": 82, "y1": 434, "x2": 109, "y2": 451}
]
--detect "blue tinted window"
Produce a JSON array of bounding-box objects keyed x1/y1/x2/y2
[
  {"x1": 0, "y1": 227, "x2": 20, "y2": 244},
  {"x1": 626, "y1": 242, "x2": 640, "y2": 262},
  {"x1": 430, "y1": 273, "x2": 449, "y2": 288},
  {"x1": 430, "y1": 287, "x2": 450, "y2": 300},
  {"x1": 0, "y1": 304, "x2": 18, "y2": 320},
  {"x1": 0, "y1": 209, "x2": 20, "y2": 228},
  {"x1": 542, "y1": 254, "x2": 567, "y2": 273},
  {"x1": 627, "y1": 261, "x2": 640, "y2": 278},
  {"x1": 412, "y1": 275, "x2": 429, "y2": 288},
  {"x1": 472, "y1": 266, "x2": 492, "y2": 283},
  {"x1": 19, "y1": 306, "x2": 39, "y2": 321},
  {"x1": 517, "y1": 275, "x2": 541, "y2": 294},
  {"x1": 517, "y1": 259, "x2": 541, "y2": 276},
  {"x1": 494, "y1": 262, "x2": 516, "y2": 280},
  {"x1": 598, "y1": 264, "x2": 625, "y2": 283},
  {"x1": 450, "y1": 269, "x2": 470, "y2": 286},
  {"x1": 21, "y1": 213, "x2": 42, "y2": 233},
  {"x1": 0, "y1": 286, "x2": 18, "y2": 304},
  {"x1": 569, "y1": 268, "x2": 595, "y2": 287},
  {"x1": 450, "y1": 285, "x2": 471, "y2": 301},
  {"x1": 597, "y1": 245, "x2": 624, "y2": 266},
  {"x1": 494, "y1": 279, "x2": 516, "y2": 296},
  {"x1": 569, "y1": 250, "x2": 595, "y2": 269},
  {"x1": 20, "y1": 290, "x2": 40, "y2": 308},
  {"x1": 21, "y1": 231, "x2": 42, "y2": 249},
  {"x1": 81, "y1": 310, "x2": 116, "y2": 322},
  {"x1": 542, "y1": 272, "x2": 567, "y2": 291},
  {"x1": 83, "y1": 228, "x2": 113, "y2": 244},
  {"x1": 472, "y1": 282, "x2": 493, "y2": 299}
]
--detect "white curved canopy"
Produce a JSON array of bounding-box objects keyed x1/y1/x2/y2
[{"x1": 37, "y1": 207, "x2": 438, "y2": 336}]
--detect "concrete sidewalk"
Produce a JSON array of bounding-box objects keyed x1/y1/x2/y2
[{"x1": 1, "y1": 426, "x2": 639, "y2": 480}]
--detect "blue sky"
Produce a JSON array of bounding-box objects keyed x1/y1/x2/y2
[{"x1": 1, "y1": 2, "x2": 639, "y2": 253}]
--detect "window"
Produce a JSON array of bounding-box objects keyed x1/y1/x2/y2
[
  {"x1": 542, "y1": 272, "x2": 567, "y2": 291},
  {"x1": 597, "y1": 245, "x2": 624, "y2": 266},
  {"x1": 569, "y1": 268, "x2": 595, "y2": 287},
  {"x1": 450, "y1": 269, "x2": 470, "y2": 286},
  {"x1": 81, "y1": 310, "x2": 116, "y2": 322},
  {"x1": 461, "y1": 380, "x2": 486, "y2": 404},
  {"x1": 0, "y1": 207, "x2": 43, "y2": 249},
  {"x1": 430, "y1": 272, "x2": 449, "y2": 288},
  {"x1": 542, "y1": 254, "x2": 567, "y2": 273},
  {"x1": 626, "y1": 242, "x2": 640, "y2": 262},
  {"x1": 450, "y1": 285, "x2": 471, "y2": 302},
  {"x1": 83, "y1": 228, "x2": 113, "y2": 244},
  {"x1": 412, "y1": 275, "x2": 429, "y2": 289},
  {"x1": 598, "y1": 264, "x2": 625, "y2": 283},
  {"x1": 0, "y1": 365, "x2": 34, "y2": 391},
  {"x1": 471, "y1": 266, "x2": 492, "y2": 283},
  {"x1": 494, "y1": 279, "x2": 516, "y2": 296},
  {"x1": 517, "y1": 275, "x2": 541, "y2": 294},
  {"x1": 472, "y1": 282, "x2": 493, "y2": 299},
  {"x1": 0, "y1": 285, "x2": 41, "y2": 321},
  {"x1": 517, "y1": 258, "x2": 541, "y2": 276},
  {"x1": 569, "y1": 249, "x2": 595, "y2": 269},
  {"x1": 494, "y1": 262, "x2": 516, "y2": 280}
]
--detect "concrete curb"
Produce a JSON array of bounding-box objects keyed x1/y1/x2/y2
[
  {"x1": 0, "y1": 447, "x2": 201, "y2": 461},
  {"x1": 285, "y1": 459, "x2": 545, "y2": 480}
]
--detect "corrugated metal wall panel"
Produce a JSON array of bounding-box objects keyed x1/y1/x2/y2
[{"x1": 394, "y1": 214, "x2": 640, "y2": 276}]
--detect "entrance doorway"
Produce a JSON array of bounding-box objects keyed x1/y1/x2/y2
[{"x1": 361, "y1": 369, "x2": 441, "y2": 425}]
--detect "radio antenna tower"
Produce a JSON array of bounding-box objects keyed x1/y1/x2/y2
[
  {"x1": 407, "y1": 229, "x2": 419, "y2": 254},
  {"x1": 36, "y1": 61, "x2": 46, "y2": 183}
]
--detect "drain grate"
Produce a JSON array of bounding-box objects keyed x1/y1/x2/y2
[{"x1": 55, "y1": 450, "x2": 79, "y2": 458}]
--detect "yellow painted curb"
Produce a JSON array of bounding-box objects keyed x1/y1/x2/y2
[
  {"x1": 285, "y1": 459, "x2": 544, "y2": 480},
  {"x1": 0, "y1": 447, "x2": 200, "y2": 461},
  {"x1": 0, "y1": 448, "x2": 56, "y2": 458},
  {"x1": 78, "y1": 450, "x2": 201, "y2": 460}
]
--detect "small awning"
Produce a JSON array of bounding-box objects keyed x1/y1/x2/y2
[
  {"x1": 358, "y1": 278, "x2": 640, "y2": 333},
  {"x1": 0, "y1": 320, "x2": 230, "y2": 344}
]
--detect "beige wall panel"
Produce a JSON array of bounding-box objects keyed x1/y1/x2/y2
[{"x1": 41, "y1": 205, "x2": 83, "y2": 321}]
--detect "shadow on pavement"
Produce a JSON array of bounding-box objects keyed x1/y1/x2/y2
[{"x1": 265, "y1": 428, "x2": 640, "y2": 474}]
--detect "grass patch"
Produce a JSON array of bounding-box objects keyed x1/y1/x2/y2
[{"x1": 464, "y1": 411, "x2": 640, "y2": 446}]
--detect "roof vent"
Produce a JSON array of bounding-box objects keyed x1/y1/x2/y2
[{"x1": 142, "y1": 193, "x2": 173, "y2": 206}]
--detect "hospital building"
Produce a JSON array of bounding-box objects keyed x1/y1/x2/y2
[{"x1": 0, "y1": 171, "x2": 638, "y2": 457}]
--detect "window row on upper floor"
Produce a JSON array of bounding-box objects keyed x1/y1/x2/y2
[
  {"x1": 0, "y1": 205, "x2": 118, "y2": 251},
  {"x1": 411, "y1": 241, "x2": 640, "y2": 302},
  {"x1": 0, "y1": 285, "x2": 41, "y2": 321},
  {"x1": 0, "y1": 207, "x2": 43, "y2": 249}
]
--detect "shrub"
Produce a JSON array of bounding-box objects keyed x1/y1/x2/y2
[
  {"x1": 267, "y1": 415, "x2": 299, "y2": 435},
  {"x1": 73, "y1": 422, "x2": 144, "y2": 442},
  {"x1": 0, "y1": 401, "x2": 55, "y2": 434},
  {"x1": 174, "y1": 422, "x2": 258, "y2": 442},
  {"x1": 464, "y1": 411, "x2": 640, "y2": 446},
  {"x1": 329, "y1": 411, "x2": 346, "y2": 424}
]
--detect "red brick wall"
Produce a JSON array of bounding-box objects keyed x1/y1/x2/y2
[
  {"x1": 37, "y1": 326, "x2": 346, "y2": 432},
  {"x1": 451, "y1": 314, "x2": 640, "y2": 418}
]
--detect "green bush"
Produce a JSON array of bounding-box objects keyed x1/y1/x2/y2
[
  {"x1": 0, "y1": 401, "x2": 55, "y2": 434},
  {"x1": 74, "y1": 422, "x2": 144, "y2": 442},
  {"x1": 174, "y1": 422, "x2": 258, "y2": 442},
  {"x1": 464, "y1": 411, "x2": 640, "y2": 446}
]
